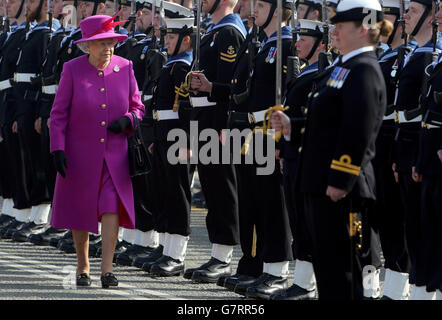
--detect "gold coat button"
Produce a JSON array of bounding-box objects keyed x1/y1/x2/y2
[
  {"x1": 98, "y1": 71, "x2": 103, "y2": 77},
  {"x1": 101, "y1": 121, "x2": 106, "y2": 126},
  {"x1": 308, "y1": 92, "x2": 313, "y2": 98},
  {"x1": 100, "y1": 88, "x2": 105, "y2": 92},
  {"x1": 301, "y1": 127, "x2": 305, "y2": 134},
  {"x1": 298, "y1": 147, "x2": 302, "y2": 153},
  {"x1": 313, "y1": 92, "x2": 319, "y2": 98},
  {"x1": 100, "y1": 138, "x2": 105, "y2": 143},
  {"x1": 101, "y1": 104, "x2": 106, "y2": 109},
  {"x1": 304, "y1": 108, "x2": 308, "y2": 115}
]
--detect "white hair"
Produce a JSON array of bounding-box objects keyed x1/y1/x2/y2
[{"x1": 76, "y1": 42, "x2": 90, "y2": 54}]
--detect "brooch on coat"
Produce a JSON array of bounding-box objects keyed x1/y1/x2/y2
[
  {"x1": 326, "y1": 67, "x2": 350, "y2": 89},
  {"x1": 114, "y1": 65, "x2": 120, "y2": 72}
]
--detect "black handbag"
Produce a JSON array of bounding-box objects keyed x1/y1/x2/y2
[{"x1": 128, "y1": 112, "x2": 151, "y2": 177}]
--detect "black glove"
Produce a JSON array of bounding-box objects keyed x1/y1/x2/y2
[
  {"x1": 107, "y1": 116, "x2": 131, "y2": 134},
  {"x1": 53, "y1": 150, "x2": 68, "y2": 178}
]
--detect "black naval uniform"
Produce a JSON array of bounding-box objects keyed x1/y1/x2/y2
[
  {"x1": 210, "y1": 28, "x2": 267, "y2": 281},
  {"x1": 282, "y1": 61, "x2": 318, "y2": 269},
  {"x1": 150, "y1": 51, "x2": 193, "y2": 246},
  {"x1": 246, "y1": 25, "x2": 293, "y2": 267},
  {"x1": 393, "y1": 40, "x2": 441, "y2": 286},
  {"x1": 189, "y1": 13, "x2": 245, "y2": 256},
  {"x1": 416, "y1": 54, "x2": 442, "y2": 293},
  {"x1": 0, "y1": 22, "x2": 27, "y2": 209},
  {"x1": 12, "y1": 20, "x2": 57, "y2": 211},
  {"x1": 296, "y1": 47, "x2": 387, "y2": 300},
  {"x1": 36, "y1": 25, "x2": 71, "y2": 201},
  {"x1": 375, "y1": 44, "x2": 415, "y2": 276}
]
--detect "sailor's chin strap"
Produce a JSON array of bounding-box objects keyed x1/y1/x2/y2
[{"x1": 241, "y1": 104, "x2": 290, "y2": 155}]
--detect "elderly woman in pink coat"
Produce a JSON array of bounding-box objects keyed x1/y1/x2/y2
[{"x1": 49, "y1": 13, "x2": 144, "y2": 289}]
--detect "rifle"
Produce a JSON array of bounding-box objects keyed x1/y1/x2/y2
[
  {"x1": 193, "y1": 0, "x2": 201, "y2": 72},
  {"x1": 129, "y1": 0, "x2": 136, "y2": 37},
  {"x1": 405, "y1": 0, "x2": 439, "y2": 121},
  {"x1": 286, "y1": 0, "x2": 300, "y2": 89},
  {"x1": 3, "y1": 0, "x2": 9, "y2": 33},
  {"x1": 114, "y1": 0, "x2": 120, "y2": 32},
  {"x1": 158, "y1": 0, "x2": 166, "y2": 49},
  {"x1": 48, "y1": 0, "x2": 53, "y2": 30},
  {"x1": 318, "y1": 0, "x2": 332, "y2": 72}
]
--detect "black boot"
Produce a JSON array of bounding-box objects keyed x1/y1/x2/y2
[
  {"x1": 57, "y1": 230, "x2": 75, "y2": 253},
  {"x1": 29, "y1": 227, "x2": 68, "y2": 246},
  {"x1": 88, "y1": 234, "x2": 102, "y2": 257},
  {"x1": 115, "y1": 244, "x2": 155, "y2": 266},
  {"x1": 12, "y1": 222, "x2": 49, "y2": 242},
  {"x1": 190, "y1": 258, "x2": 232, "y2": 283},
  {"x1": 246, "y1": 273, "x2": 288, "y2": 300},
  {"x1": 269, "y1": 284, "x2": 316, "y2": 300},
  {"x1": 149, "y1": 255, "x2": 185, "y2": 277},
  {"x1": 134, "y1": 245, "x2": 163, "y2": 269}
]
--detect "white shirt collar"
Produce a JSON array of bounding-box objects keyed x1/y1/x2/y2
[{"x1": 341, "y1": 46, "x2": 374, "y2": 64}]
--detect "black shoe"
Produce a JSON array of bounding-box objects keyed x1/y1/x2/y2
[
  {"x1": 190, "y1": 258, "x2": 232, "y2": 283},
  {"x1": 3, "y1": 220, "x2": 27, "y2": 239},
  {"x1": 29, "y1": 227, "x2": 68, "y2": 246},
  {"x1": 134, "y1": 245, "x2": 163, "y2": 269},
  {"x1": 225, "y1": 274, "x2": 257, "y2": 292},
  {"x1": 88, "y1": 234, "x2": 102, "y2": 257},
  {"x1": 12, "y1": 222, "x2": 49, "y2": 242},
  {"x1": 76, "y1": 273, "x2": 92, "y2": 287},
  {"x1": 149, "y1": 255, "x2": 185, "y2": 277},
  {"x1": 269, "y1": 284, "x2": 316, "y2": 300},
  {"x1": 380, "y1": 295, "x2": 393, "y2": 300},
  {"x1": 101, "y1": 272, "x2": 118, "y2": 288},
  {"x1": 57, "y1": 232, "x2": 76, "y2": 254},
  {"x1": 0, "y1": 218, "x2": 17, "y2": 238},
  {"x1": 106, "y1": 240, "x2": 131, "y2": 260},
  {"x1": 50, "y1": 230, "x2": 72, "y2": 247},
  {"x1": 217, "y1": 274, "x2": 230, "y2": 287},
  {"x1": 246, "y1": 273, "x2": 288, "y2": 300},
  {"x1": 0, "y1": 215, "x2": 14, "y2": 228},
  {"x1": 116, "y1": 244, "x2": 155, "y2": 266}
]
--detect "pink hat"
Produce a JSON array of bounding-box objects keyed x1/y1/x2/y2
[{"x1": 74, "y1": 12, "x2": 128, "y2": 44}]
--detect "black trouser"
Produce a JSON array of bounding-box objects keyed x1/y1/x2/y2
[
  {"x1": 420, "y1": 174, "x2": 442, "y2": 292},
  {"x1": 398, "y1": 172, "x2": 423, "y2": 286},
  {"x1": 17, "y1": 113, "x2": 51, "y2": 207},
  {"x1": 235, "y1": 162, "x2": 264, "y2": 277},
  {"x1": 0, "y1": 125, "x2": 16, "y2": 200},
  {"x1": 151, "y1": 140, "x2": 191, "y2": 236},
  {"x1": 197, "y1": 160, "x2": 239, "y2": 245},
  {"x1": 282, "y1": 158, "x2": 313, "y2": 262},
  {"x1": 39, "y1": 118, "x2": 56, "y2": 200},
  {"x1": 371, "y1": 137, "x2": 410, "y2": 273},
  {"x1": 303, "y1": 193, "x2": 365, "y2": 300}
]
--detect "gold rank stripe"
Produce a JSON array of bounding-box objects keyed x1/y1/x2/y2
[
  {"x1": 220, "y1": 52, "x2": 237, "y2": 58},
  {"x1": 175, "y1": 88, "x2": 189, "y2": 97},
  {"x1": 330, "y1": 160, "x2": 361, "y2": 176},
  {"x1": 220, "y1": 56, "x2": 236, "y2": 62}
]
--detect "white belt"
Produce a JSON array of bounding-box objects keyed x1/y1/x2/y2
[
  {"x1": 0, "y1": 79, "x2": 12, "y2": 91},
  {"x1": 143, "y1": 94, "x2": 152, "y2": 101},
  {"x1": 249, "y1": 110, "x2": 267, "y2": 123},
  {"x1": 383, "y1": 113, "x2": 396, "y2": 121},
  {"x1": 42, "y1": 84, "x2": 58, "y2": 94},
  {"x1": 153, "y1": 109, "x2": 179, "y2": 121},
  {"x1": 395, "y1": 111, "x2": 422, "y2": 123},
  {"x1": 190, "y1": 96, "x2": 217, "y2": 107},
  {"x1": 13, "y1": 73, "x2": 37, "y2": 83}
]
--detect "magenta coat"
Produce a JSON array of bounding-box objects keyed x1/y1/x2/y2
[{"x1": 49, "y1": 54, "x2": 145, "y2": 234}]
